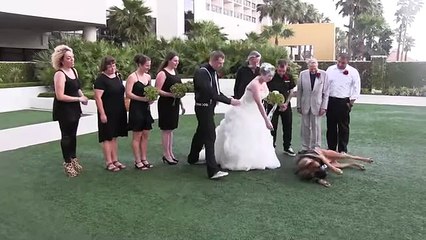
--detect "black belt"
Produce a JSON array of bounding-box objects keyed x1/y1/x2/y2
[
  {"x1": 195, "y1": 102, "x2": 210, "y2": 107},
  {"x1": 329, "y1": 96, "x2": 350, "y2": 101}
]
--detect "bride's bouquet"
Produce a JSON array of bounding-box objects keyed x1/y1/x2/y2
[
  {"x1": 144, "y1": 86, "x2": 159, "y2": 101},
  {"x1": 266, "y1": 91, "x2": 285, "y2": 120},
  {"x1": 170, "y1": 83, "x2": 188, "y2": 106}
]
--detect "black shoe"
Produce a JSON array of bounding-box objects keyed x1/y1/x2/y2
[
  {"x1": 187, "y1": 154, "x2": 198, "y2": 165},
  {"x1": 172, "y1": 157, "x2": 179, "y2": 163},
  {"x1": 284, "y1": 147, "x2": 296, "y2": 157},
  {"x1": 162, "y1": 156, "x2": 177, "y2": 165}
]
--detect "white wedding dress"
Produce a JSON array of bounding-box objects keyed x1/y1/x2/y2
[{"x1": 214, "y1": 87, "x2": 281, "y2": 171}]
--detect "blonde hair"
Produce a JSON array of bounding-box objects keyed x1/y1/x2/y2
[
  {"x1": 51, "y1": 45, "x2": 73, "y2": 70},
  {"x1": 259, "y1": 62, "x2": 275, "y2": 76}
]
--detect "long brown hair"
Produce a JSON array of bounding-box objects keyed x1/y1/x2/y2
[{"x1": 157, "y1": 51, "x2": 178, "y2": 73}]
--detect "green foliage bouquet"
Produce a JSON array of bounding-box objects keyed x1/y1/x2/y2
[
  {"x1": 266, "y1": 90, "x2": 285, "y2": 105},
  {"x1": 170, "y1": 83, "x2": 188, "y2": 106},
  {"x1": 170, "y1": 83, "x2": 187, "y2": 98},
  {"x1": 266, "y1": 90, "x2": 285, "y2": 120},
  {"x1": 144, "y1": 85, "x2": 159, "y2": 101}
]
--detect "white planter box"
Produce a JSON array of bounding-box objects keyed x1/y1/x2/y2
[{"x1": 0, "y1": 86, "x2": 47, "y2": 112}]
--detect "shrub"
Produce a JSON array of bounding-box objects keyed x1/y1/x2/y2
[
  {"x1": 33, "y1": 37, "x2": 289, "y2": 89},
  {"x1": 385, "y1": 62, "x2": 426, "y2": 88},
  {"x1": 0, "y1": 62, "x2": 35, "y2": 83}
]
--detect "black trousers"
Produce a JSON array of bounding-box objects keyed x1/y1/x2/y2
[
  {"x1": 267, "y1": 104, "x2": 293, "y2": 150},
  {"x1": 58, "y1": 119, "x2": 80, "y2": 163},
  {"x1": 326, "y1": 97, "x2": 351, "y2": 153},
  {"x1": 188, "y1": 105, "x2": 220, "y2": 177}
]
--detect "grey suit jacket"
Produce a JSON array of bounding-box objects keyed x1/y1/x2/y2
[{"x1": 296, "y1": 69, "x2": 329, "y2": 115}]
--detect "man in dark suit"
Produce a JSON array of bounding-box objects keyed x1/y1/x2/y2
[
  {"x1": 187, "y1": 51, "x2": 240, "y2": 179},
  {"x1": 233, "y1": 50, "x2": 261, "y2": 99}
]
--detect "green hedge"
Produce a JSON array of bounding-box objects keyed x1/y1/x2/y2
[
  {"x1": 385, "y1": 62, "x2": 426, "y2": 88},
  {"x1": 0, "y1": 62, "x2": 35, "y2": 83},
  {"x1": 33, "y1": 37, "x2": 289, "y2": 90}
]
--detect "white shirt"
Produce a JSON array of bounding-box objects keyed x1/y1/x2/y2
[{"x1": 326, "y1": 64, "x2": 361, "y2": 100}]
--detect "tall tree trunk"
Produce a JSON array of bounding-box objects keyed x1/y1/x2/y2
[
  {"x1": 400, "y1": 27, "x2": 408, "y2": 61},
  {"x1": 347, "y1": 16, "x2": 354, "y2": 59},
  {"x1": 275, "y1": 36, "x2": 278, "y2": 46},
  {"x1": 290, "y1": 47, "x2": 294, "y2": 59},
  {"x1": 404, "y1": 51, "x2": 408, "y2": 61},
  {"x1": 396, "y1": 27, "x2": 402, "y2": 62}
]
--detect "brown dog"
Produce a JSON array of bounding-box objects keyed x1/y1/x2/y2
[{"x1": 295, "y1": 148, "x2": 373, "y2": 187}]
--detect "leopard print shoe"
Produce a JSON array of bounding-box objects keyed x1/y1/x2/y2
[
  {"x1": 71, "y1": 158, "x2": 83, "y2": 173},
  {"x1": 63, "y1": 162, "x2": 78, "y2": 177}
]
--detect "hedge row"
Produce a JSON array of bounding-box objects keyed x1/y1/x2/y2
[{"x1": 0, "y1": 62, "x2": 35, "y2": 83}]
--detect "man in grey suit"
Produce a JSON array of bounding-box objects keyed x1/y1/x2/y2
[{"x1": 297, "y1": 58, "x2": 329, "y2": 151}]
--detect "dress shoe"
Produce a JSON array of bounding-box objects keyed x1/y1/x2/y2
[{"x1": 210, "y1": 171, "x2": 229, "y2": 179}]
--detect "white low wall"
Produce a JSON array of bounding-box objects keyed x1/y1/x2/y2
[{"x1": 0, "y1": 86, "x2": 47, "y2": 112}]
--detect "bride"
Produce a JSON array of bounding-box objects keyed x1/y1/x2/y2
[{"x1": 213, "y1": 62, "x2": 281, "y2": 171}]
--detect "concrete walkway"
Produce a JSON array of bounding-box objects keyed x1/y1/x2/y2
[{"x1": 0, "y1": 95, "x2": 425, "y2": 153}]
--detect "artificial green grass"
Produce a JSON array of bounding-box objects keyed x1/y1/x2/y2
[
  {"x1": 0, "y1": 104, "x2": 425, "y2": 240},
  {"x1": 0, "y1": 110, "x2": 53, "y2": 130}
]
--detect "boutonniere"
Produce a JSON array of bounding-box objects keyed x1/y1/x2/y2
[
  {"x1": 343, "y1": 70, "x2": 349, "y2": 75},
  {"x1": 315, "y1": 72, "x2": 321, "y2": 78},
  {"x1": 283, "y1": 74, "x2": 289, "y2": 80}
]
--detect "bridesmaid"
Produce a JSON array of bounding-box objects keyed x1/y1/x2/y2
[
  {"x1": 126, "y1": 54, "x2": 155, "y2": 170},
  {"x1": 51, "y1": 45, "x2": 88, "y2": 177},
  {"x1": 155, "y1": 51, "x2": 182, "y2": 165},
  {"x1": 93, "y1": 56, "x2": 128, "y2": 172}
]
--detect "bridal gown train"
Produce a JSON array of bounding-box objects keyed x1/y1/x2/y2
[{"x1": 214, "y1": 87, "x2": 281, "y2": 171}]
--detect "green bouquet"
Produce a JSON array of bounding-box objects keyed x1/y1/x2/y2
[
  {"x1": 144, "y1": 85, "x2": 159, "y2": 101},
  {"x1": 170, "y1": 83, "x2": 187, "y2": 98},
  {"x1": 266, "y1": 91, "x2": 285, "y2": 120},
  {"x1": 266, "y1": 90, "x2": 285, "y2": 105}
]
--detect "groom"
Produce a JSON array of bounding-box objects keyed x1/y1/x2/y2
[{"x1": 187, "y1": 51, "x2": 240, "y2": 179}]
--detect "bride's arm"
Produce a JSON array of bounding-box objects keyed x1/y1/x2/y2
[{"x1": 249, "y1": 82, "x2": 269, "y2": 121}]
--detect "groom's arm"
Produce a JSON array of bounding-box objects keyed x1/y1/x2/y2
[{"x1": 214, "y1": 91, "x2": 232, "y2": 105}]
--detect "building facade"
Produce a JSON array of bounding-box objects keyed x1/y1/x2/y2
[
  {"x1": 149, "y1": 0, "x2": 265, "y2": 40},
  {"x1": 0, "y1": 0, "x2": 106, "y2": 60}
]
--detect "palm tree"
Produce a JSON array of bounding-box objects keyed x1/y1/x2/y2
[
  {"x1": 403, "y1": 36, "x2": 415, "y2": 61},
  {"x1": 395, "y1": 0, "x2": 423, "y2": 61},
  {"x1": 335, "y1": 0, "x2": 381, "y2": 58},
  {"x1": 335, "y1": 27, "x2": 348, "y2": 55},
  {"x1": 107, "y1": 0, "x2": 152, "y2": 43},
  {"x1": 185, "y1": 20, "x2": 228, "y2": 41},
  {"x1": 261, "y1": 23, "x2": 294, "y2": 46},
  {"x1": 245, "y1": 31, "x2": 268, "y2": 44},
  {"x1": 257, "y1": 0, "x2": 285, "y2": 24}
]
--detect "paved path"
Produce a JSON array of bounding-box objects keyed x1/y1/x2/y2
[{"x1": 0, "y1": 95, "x2": 425, "y2": 153}]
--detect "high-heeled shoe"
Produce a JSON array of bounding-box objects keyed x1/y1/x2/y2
[
  {"x1": 172, "y1": 157, "x2": 179, "y2": 162},
  {"x1": 162, "y1": 156, "x2": 177, "y2": 165}
]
